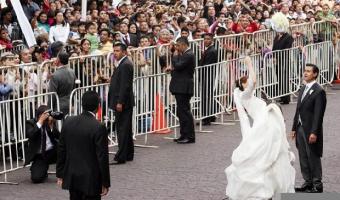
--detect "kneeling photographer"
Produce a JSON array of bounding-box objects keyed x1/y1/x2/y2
[{"x1": 24, "y1": 105, "x2": 63, "y2": 183}]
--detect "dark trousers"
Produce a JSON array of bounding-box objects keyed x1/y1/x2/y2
[
  {"x1": 69, "y1": 190, "x2": 100, "y2": 200},
  {"x1": 175, "y1": 94, "x2": 195, "y2": 140},
  {"x1": 114, "y1": 107, "x2": 134, "y2": 162},
  {"x1": 297, "y1": 125, "x2": 322, "y2": 188},
  {"x1": 275, "y1": 62, "x2": 290, "y2": 103},
  {"x1": 30, "y1": 149, "x2": 57, "y2": 183}
]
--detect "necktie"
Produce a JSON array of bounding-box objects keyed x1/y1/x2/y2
[
  {"x1": 301, "y1": 85, "x2": 309, "y2": 101},
  {"x1": 124, "y1": 35, "x2": 130, "y2": 46},
  {"x1": 41, "y1": 126, "x2": 46, "y2": 157}
]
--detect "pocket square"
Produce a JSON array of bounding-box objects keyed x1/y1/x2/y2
[{"x1": 309, "y1": 89, "x2": 314, "y2": 95}]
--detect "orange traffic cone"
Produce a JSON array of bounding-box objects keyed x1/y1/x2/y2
[{"x1": 152, "y1": 93, "x2": 171, "y2": 134}]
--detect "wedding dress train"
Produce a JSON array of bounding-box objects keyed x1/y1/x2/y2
[{"x1": 225, "y1": 69, "x2": 295, "y2": 200}]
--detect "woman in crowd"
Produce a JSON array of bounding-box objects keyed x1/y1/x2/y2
[
  {"x1": 37, "y1": 12, "x2": 50, "y2": 33},
  {"x1": 49, "y1": 11, "x2": 70, "y2": 44}
]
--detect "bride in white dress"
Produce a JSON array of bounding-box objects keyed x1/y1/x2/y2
[{"x1": 225, "y1": 57, "x2": 295, "y2": 200}]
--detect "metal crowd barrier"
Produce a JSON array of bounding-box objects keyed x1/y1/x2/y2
[
  {"x1": 0, "y1": 62, "x2": 41, "y2": 100},
  {"x1": 303, "y1": 41, "x2": 335, "y2": 86},
  {"x1": 260, "y1": 47, "x2": 303, "y2": 100},
  {"x1": 68, "y1": 84, "x2": 116, "y2": 147},
  {"x1": 0, "y1": 92, "x2": 59, "y2": 185},
  {"x1": 40, "y1": 53, "x2": 111, "y2": 90}
]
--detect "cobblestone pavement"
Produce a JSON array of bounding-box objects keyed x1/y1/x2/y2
[{"x1": 1, "y1": 88, "x2": 340, "y2": 200}]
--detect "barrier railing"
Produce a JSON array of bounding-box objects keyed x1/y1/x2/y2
[
  {"x1": 0, "y1": 92, "x2": 59, "y2": 184},
  {"x1": 0, "y1": 62, "x2": 41, "y2": 100},
  {"x1": 260, "y1": 47, "x2": 303, "y2": 100},
  {"x1": 303, "y1": 41, "x2": 335, "y2": 86},
  {"x1": 68, "y1": 84, "x2": 116, "y2": 147}
]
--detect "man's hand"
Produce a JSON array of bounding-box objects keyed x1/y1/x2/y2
[
  {"x1": 57, "y1": 178, "x2": 63, "y2": 187},
  {"x1": 309, "y1": 133, "x2": 317, "y2": 144},
  {"x1": 290, "y1": 131, "x2": 296, "y2": 140},
  {"x1": 101, "y1": 186, "x2": 109, "y2": 196},
  {"x1": 116, "y1": 103, "x2": 123, "y2": 112},
  {"x1": 38, "y1": 112, "x2": 50, "y2": 125}
]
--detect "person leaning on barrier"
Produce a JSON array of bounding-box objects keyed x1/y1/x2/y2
[
  {"x1": 57, "y1": 91, "x2": 110, "y2": 200},
  {"x1": 24, "y1": 105, "x2": 60, "y2": 184},
  {"x1": 48, "y1": 50, "x2": 76, "y2": 115}
]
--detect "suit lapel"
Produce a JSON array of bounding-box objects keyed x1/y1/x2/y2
[
  {"x1": 300, "y1": 83, "x2": 318, "y2": 107},
  {"x1": 297, "y1": 85, "x2": 305, "y2": 108}
]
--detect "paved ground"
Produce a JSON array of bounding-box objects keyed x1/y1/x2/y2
[{"x1": 1, "y1": 87, "x2": 340, "y2": 200}]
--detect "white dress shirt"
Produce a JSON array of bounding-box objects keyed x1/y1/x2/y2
[{"x1": 36, "y1": 122, "x2": 54, "y2": 152}]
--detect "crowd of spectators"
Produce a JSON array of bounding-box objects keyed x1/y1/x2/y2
[{"x1": 0, "y1": 0, "x2": 339, "y2": 101}]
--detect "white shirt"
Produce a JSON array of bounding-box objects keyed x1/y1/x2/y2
[
  {"x1": 36, "y1": 122, "x2": 54, "y2": 152},
  {"x1": 49, "y1": 23, "x2": 70, "y2": 43},
  {"x1": 302, "y1": 80, "x2": 316, "y2": 100},
  {"x1": 115, "y1": 55, "x2": 127, "y2": 67}
]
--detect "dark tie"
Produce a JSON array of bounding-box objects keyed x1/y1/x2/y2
[
  {"x1": 41, "y1": 127, "x2": 46, "y2": 157},
  {"x1": 124, "y1": 35, "x2": 130, "y2": 46}
]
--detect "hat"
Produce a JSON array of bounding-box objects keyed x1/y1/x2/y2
[{"x1": 82, "y1": 91, "x2": 100, "y2": 112}]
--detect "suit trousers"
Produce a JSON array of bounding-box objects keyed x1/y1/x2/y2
[
  {"x1": 297, "y1": 125, "x2": 322, "y2": 187},
  {"x1": 175, "y1": 94, "x2": 195, "y2": 140},
  {"x1": 30, "y1": 149, "x2": 57, "y2": 183},
  {"x1": 69, "y1": 190, "x2": 100, "y2": 200},
  {"x1": 114, "y1": 107, "x2": 134, "y2": 162}
]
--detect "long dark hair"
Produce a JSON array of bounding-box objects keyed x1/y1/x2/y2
[{"x1": 235, "y1": 76, "x2": 248, "y2": 91}]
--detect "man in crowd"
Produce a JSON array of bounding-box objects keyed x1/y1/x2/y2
[
  {"x1": 57, "y1": 91, "x2": 110, "y2": 199},
  {"x1": 168, "y1": 37, "x2": 195, "y2": 144},
  {"x1": 48, "y1": 51, "x2": 76, "y2": 115},
  {"x1": 199, "y1": 33, "x2": 218, "y2": 126},
  {"x1": 108, "y1": 43, "x2": 135, "y2": 164}
]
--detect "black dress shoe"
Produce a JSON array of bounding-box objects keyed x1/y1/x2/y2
[
  {"x1": 109, "y1": 160, "x2": 126, "y2": 165},
  {"x1": 295, "y1": 182, "x2": 313, "y2": 192},
  {"x1": 173, "y1": 136, "x2": 184, "y2": 142},
  {"x1": 307, "y1": 186, "x2": 323, "y2": 193},
  {"x1": 177, "y1": 138, "x2": 195, "y2": 144}
]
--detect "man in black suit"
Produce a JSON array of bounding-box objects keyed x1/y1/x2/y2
[
  {"x1": 291, "y1": 64, "x2": 327, "y2": 193},
  {"x1": 272, "y1": 31, "x2": 294, "y2": 104},
  {"x1": 119, "y1": 22, "x2": 138, "y2": 47},
  {"x1": 57, "y1": 91, "x2": 110, "y2": 200},
  {"x1": 108, "y1": 43, "x2": 135, "y2": 164},
  {"x1": 167, "y1": 37, "x2": 195, "y2": 144},
  {"x1": 25, "y1": 105, "x2": 59, "y2": 183},
  {"x1": 199, "y1": 33, "x2": 218, "y2": 125}
]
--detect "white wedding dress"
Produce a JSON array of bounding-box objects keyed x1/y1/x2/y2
[{"x1": 225, "y1": 72, "x2": 296, "y2": 200}]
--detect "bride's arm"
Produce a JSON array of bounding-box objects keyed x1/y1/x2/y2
[{"x1": 242, "y1": 56, "x2": 256, "y2": 98}]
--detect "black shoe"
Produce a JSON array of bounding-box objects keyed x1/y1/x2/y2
[
  {"x1": 177, "y1": 138, "x2": 195, "y2": 144},
  {"x1": 295, "y1": 182, "x2": 313, "y2": 192},
  {"x1": 306, "y1": 186, "x2": 323, "y2": 193},
  {"x1": 173, "y1": 136, "x2": 184, "y2": 142},
  {"x1": 280, "y1": 101, "x2": 290, "y2": 105},
  {"x1": 110, "y1": 160, "x2": 126, "y2": 165}
]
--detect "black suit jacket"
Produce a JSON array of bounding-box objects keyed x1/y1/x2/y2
[
  {"x1": 108, "y1": 56, "x2": 135, "y2": 110},
  {"x1": 169, "y1": 49, "x2": 196, "y2": 95},
  {"x1": 24, "y1": 119, "x2": 59, "y2": 166},
  {"x1": 272, "y1": 33, "x2": 294, "y2": 51},
  {"x1": 199, "y1": 45, "x2": 218, "y2": 66},
  {"x1": 292, "y1": 83, "x2": 327, "y2": 157},
  {"x1": 56, "y1": 112, "x2": 110, "y2": 195},
  {"x1": 129, "y1": 33, "x2": 138, "y2": 47}
]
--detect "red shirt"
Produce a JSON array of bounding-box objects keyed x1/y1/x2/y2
[
  {"x1": 0, "y1": 39, "x2": 13, "y2": 50},
  {"x1": 231, "y1": 22, "x2": 259, "y2": 34}
]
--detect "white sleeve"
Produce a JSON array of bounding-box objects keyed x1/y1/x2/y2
[{"x1": 49, "y1": 26, "x2": 55, "y2": 43}]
